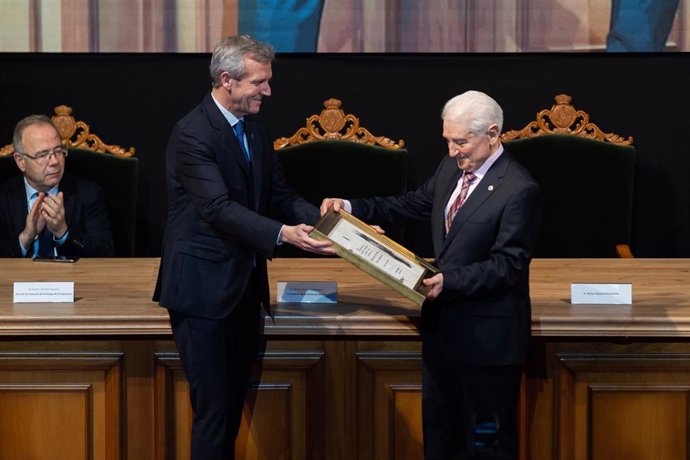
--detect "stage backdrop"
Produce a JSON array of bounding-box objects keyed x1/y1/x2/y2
[
  {"x1": 1, "y1": 52, "x2": 689, "y2": 257},
  {"x1": 0, "y1": 0, "x2": 688, "y2": 52}
]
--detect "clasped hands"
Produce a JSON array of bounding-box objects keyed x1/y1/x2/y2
[{"x1": 19, "y1": 192, "x2": 68, "y2": 249}]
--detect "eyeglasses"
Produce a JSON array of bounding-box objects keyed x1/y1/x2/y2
[{"x1": 16, "y1": 146, "x2": 69, "y2": 164}]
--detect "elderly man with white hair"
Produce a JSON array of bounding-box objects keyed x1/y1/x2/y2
[{"x1": 322, "y1": 90, "x2": 543, "y2": 460}]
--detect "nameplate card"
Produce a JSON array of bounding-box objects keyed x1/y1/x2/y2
[
  {"x1": 571, "y1": 283, "x2": 632, "y2": 305},
  {"x1": 276, "y1": 281, "x2": 337, "y2": 304},
  {"x1": 13, "y1": 282, "x2": 75, "y2": 303}
]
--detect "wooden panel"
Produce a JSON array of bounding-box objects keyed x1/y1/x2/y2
[
  {"x1": 153, "y1": 355, "x2": 192, "y2": 460},
  {"x1": 557, "y1": 353, "x2": 690, "y2": 460},
  {"x1": 0, "y1": 384, "x2": 90, "y2": 460},
  {"x1": 590, "y1": 388, "x2": 688, "y2": 460},
  {"x1": 0, "y1": 353, "x2": 123, "y2": 460},
  {"x1": 357, "y1": 351, "x2": 423, "y2": 460},
  {"x1": 522, "y1": 347, "x2": 555, "y2": 460},
  {"x1": 392, "y1": 385, "x2": 424, "y2": 460},
  {"x1": 0, "y1": 339, "x2": 689, "y2": 460},
  {"x1": 236, "y1": 384, "x2": 292, "y2": 460},
  {"x1": 155, "y1": 350, "x2": 325, "y2": 460}
]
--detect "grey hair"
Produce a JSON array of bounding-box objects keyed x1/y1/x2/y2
[
  {"x1": 209, "y1": 35, "x2": 275, "y2": 87},
  {"x1": 13, "y1": 114, "x2": 58, "y2": 154},
  {"x1": 441, "y1": 90, "x2": 503, "y2": 134}
]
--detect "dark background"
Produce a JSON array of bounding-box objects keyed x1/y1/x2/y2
[{"x1": 1, "y1": 52, "x2": 688, "y2": 258}]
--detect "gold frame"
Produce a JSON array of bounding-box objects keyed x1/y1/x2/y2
[{"x1": 310, "y1": 208, "x2": 438, "y2": 306}]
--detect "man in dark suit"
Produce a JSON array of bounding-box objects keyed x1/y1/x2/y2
[
  {"x1": 0, "y1": 115, "x2": 113, "y2": 258},
  {"x1": 153, "y1": 35, "x2": 333, "y2": 459},
  {"x1": 321, "y1": 91, "x2": 543, "y2": 460}
]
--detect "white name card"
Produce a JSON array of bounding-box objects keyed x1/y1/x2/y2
[
  {"x1": 571, "y1": 283, "x2": 632, "y2": 305},
  {"x1": 277, "y1": 281, "x2": 337, "y2": 304},
  {"x1": 13, "y1": 282, "x2": 75, "y2": 303}
]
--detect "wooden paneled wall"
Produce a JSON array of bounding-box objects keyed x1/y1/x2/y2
[{"x1": 2, "y1": 338, "x2": 690, "y2": 459}]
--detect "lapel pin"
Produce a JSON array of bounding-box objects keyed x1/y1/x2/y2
[{"x1": 488, "y1": 185, "x2": 494, "y2": 191}]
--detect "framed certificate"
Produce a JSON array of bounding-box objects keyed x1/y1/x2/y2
[{"x1": 310, "y1": 208, "x2": 438, "y2": 306}]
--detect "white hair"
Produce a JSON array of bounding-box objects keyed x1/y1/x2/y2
[{"x1": 441, "y1": 90, "x2": 503, "y2": 134}]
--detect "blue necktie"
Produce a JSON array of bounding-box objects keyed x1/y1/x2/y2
[
  {"x1": 233, "y1": 120, "x2": 251, "y2": 163},
  {"x1": 30, "y1": 193, "x2": 54, "y2": 257}
]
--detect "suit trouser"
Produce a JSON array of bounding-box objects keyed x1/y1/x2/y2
[
  {"x1": 169, "y1": 272, "x2": 261, "y2": 460},
  {"x1": 422, "y1": 338, "x2": 522, "y2": 460}
]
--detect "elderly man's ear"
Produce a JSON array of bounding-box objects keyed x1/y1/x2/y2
[{"x1": 487, "y1": 124, "x2": 500, "y2": 146}]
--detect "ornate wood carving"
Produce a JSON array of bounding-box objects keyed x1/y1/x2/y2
[
  {"x1": 501, "y1": 94, "x2": 633, "y2": 145},
  {"x1": 274, "y1": 98, "x2": 405, "y2": 150},
  {"x1": 0, "y1": 105, "x2": 136, "y2": 157}
]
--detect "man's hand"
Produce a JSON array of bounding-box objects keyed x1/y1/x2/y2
[
  {"x1": 40, "y1": 192, "x2": 68, "y2": 238},
  {"x1": 319, "y1": 198, "x2": 384, "y2": 235},
  {"x1": 422, "y1": 273, "x2": 444, "y2": 300},
  {"x1": 320, "y1": 198, "x2": 345, "y2": 216},
  {"x1": 280, "y1": 224, "x2": 336, "y2": 255},
  {"x1": 18, "y1": 193, "x2": 47, "y2": 249}
]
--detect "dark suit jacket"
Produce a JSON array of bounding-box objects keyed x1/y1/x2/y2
[
  {"x1": 0, "y1": 172, "x2": 114, "y2": 257},
  {"x1": 153, "y1": 94, "x2": 318, "y2": 319},
  {"x1": 352, "y1": 149, "x2": 543, "y2": 366}
]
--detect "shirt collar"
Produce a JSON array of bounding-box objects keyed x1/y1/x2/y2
[
  {"x1": 24, "y1": 177, "x2": 58, "y2": 202},
  {"x1": 468, "y1": 143, "x2": 504, "y2": 180},
  {"x1": 211, "y1": 93, "x2": 242, "y2": 127}
]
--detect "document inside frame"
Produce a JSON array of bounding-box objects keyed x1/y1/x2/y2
[{"x1": 310, "y1": 208, "x2": 438, "y2": 306}]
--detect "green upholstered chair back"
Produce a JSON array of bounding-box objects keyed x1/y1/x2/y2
[
  {"x1": 502, "y1": 94, "x2": 635, "y2": 258},
  {"x1": 65, "y1": 149, "x2": 139, "y2": 256},
  {"x1": 277, "y1": 140, "x2": 408, "y2": 204},
  {"x1": 274, "y1": 98, "x2": 408, "y2": 255},
  {"x1": 0, "y1": 155, "x2": 17, "y2": 186},
  {"x1": 1, "y1": 105, "x2": 139, "y2": 256}
]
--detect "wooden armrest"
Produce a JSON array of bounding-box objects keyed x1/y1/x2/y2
[{"x1": 615, "y1": 244, "x2": 634, "y2": 258}]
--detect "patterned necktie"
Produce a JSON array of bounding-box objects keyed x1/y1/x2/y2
[
  {"x1": 445, "y1": 172, "x2": 477, "y2": 234},
  {"x1": 233, "y1": 120, "x2": 251, "y2": 163}
]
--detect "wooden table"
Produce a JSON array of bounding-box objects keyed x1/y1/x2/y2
[
  {"x1": 0, "y1": 258, "x2": 689, "y2": 460},
  {"x1": 1, "y1": 258, "x2": 688, "y2": 337}
]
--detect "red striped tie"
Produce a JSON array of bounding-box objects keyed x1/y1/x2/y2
[{"x1": 445, "y1": 172, "x2": 476, "y2": 234}]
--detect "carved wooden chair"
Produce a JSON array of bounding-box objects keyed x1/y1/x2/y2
[
  {"x1": 1, "y1": 105, "x2": 139, "y2": 256},
  {"x1": 274, "y1": 98, "x2": 409, "y2": 256},
  {"x1": 500, "y1": 94, "x2": 635, "y2": 258}
]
